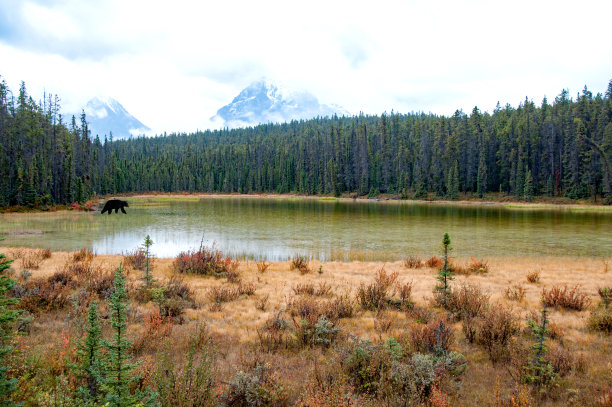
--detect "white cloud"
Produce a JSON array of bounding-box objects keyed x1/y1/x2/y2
[{"x1": 0, "y1": 0, "x2": 611, "y2": 134}]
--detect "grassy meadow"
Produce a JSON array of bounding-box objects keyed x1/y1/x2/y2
[{"x1": 0, "y1": 243, "x2": 610, "y2": 406}]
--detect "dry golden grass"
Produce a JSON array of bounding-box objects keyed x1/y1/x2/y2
[
  {"x1": 4, "y1": 247, "x2": 611, "y2": 406},
  {"x1": 8, "y1": 250, "x2": 607, "y2": 342}
]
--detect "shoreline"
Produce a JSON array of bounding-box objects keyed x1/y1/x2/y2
[
  {"x1": 2, "y1": 191, "x2": 611, "y2": 215},
  {"x1": 116, "y1": 191, "x2": 612, "y2": 212}
]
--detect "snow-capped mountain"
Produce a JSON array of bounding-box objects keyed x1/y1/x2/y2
[
  {"x1": 211, "y1": 79, "x2": 349, "y2": 128},
  {"x1": 80, "y1": 97, "x2": 151, "y2": 140}
]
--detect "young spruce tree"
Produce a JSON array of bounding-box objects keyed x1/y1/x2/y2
[
  {"x1": 524, "y1": 306, "x2": 556, "y2": 387},
  {"x1": 0, "y1": 244, "x2": 19, "y2": 407},
  {"x1": 436, "y1": 233, "x2": 454, "y2": 307},
  {"x1": 103, "y1": 265, "x2": 157, "y2": 407},
  {"x1": 74, "y1": 301, "x2": 104, "y2": 404},
  {"x1": 141, "y1": 235, "x2": 153, "y2": 287}
]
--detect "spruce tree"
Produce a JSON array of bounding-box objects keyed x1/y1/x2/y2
[
  {"x1": 524, "y1": 306, "x2": 556, "y2": 387},
  {"x1": 0, "y1": 244, "x2": 19, "y2": 406},
  {"x1": 103, "y1": 265, "x2": 157, "y2": 407},
  {"x1": 74, "y1": 302, "x2": 104, "y2": 404},
  {"x1": 435, "y1": 233, "x2": 454, "y2": 307},
  {"x1": 141, "y1": 235, "x2": 153, "y2": 288},
  {"x1": 446, "y1": 161, "x2": 459, "y2": 200},
  {"x1": 523, "y1": 169, "x2": 534, "y2": 202},
  {"x1": 477, "y1": 144, "x2": 487, "y2": 199}
]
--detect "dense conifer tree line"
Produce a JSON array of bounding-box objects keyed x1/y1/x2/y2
[{"x1": 1, "y1": 76, "x2": 611, "y2": 206}]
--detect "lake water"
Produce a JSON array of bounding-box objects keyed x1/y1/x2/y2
[{"x1": 0, "y1": 197, "x2": 610, "y2": 260}]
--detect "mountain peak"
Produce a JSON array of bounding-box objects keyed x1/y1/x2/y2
[
  {"x1": 212, "y1": 79, "x2": 348, "y2": 128},
  {"x1": 81, "y1": 97, "x2": 150, "y2": 139}
]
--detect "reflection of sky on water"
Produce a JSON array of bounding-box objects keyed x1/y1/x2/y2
[
  {"x1": 91, "y1": 229, "x2": 289, "y2": 259},
  {"x1": 1, "y1": 198, "x2": 611, "y2": 260}
]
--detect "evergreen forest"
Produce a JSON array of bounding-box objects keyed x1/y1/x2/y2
[{"x1": 1, "y1": 77, "x2": 611, "y2": 207}]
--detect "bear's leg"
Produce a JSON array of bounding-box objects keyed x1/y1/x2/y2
[{"x1": 120, "y1": 206, "x2": 127, "y2": 214}]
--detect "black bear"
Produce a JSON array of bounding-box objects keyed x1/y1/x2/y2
[{"x1": 101, "y1": 199, "x2": 129, "y2": 215}]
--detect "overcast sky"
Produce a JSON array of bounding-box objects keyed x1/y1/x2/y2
[{"x1": 0, "y1": 0, "x2": 611, "y2": 134}]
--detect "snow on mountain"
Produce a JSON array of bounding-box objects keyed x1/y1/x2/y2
[
  {"x1": 211, "y1": 79, "x2": 349, "y2": 128},
  {"x1": 80, "y1": 97, "x2": 151, "y2": 140}
]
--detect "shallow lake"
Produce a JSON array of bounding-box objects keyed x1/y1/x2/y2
[{"x1": 1, "y1": 197, "x2": 611, "y2": 260}]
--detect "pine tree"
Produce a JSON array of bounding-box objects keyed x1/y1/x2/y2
[
  {"x1": 523, "y1": 306, "x2": 556, "y2": 387},
  {"x1": 0, "y1": 243, "x2": 19, "y2": 406},
  {"x1": 523, "y1": 169, "x2": 534, "y2": 202},
  {"x1": 435, "y1": 233, "x2": 454, "y2": 307},
  {"x1": 141, "y1": 235, "x2": 153, "y2": 288},
  {"x1": 74, "y1": 302, "x2": 104, "y2": 404},
  {"x1": 477, "y1": 143, "x2": 487, "y2": 198},
  {"x1": 446, "y1": 161, "x2": 459, "y2": 200},
  {"x1": 103, "y1": 265, "x2": 157, "y2": 407}
]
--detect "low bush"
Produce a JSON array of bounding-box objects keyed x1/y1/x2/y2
[
  {"x1": 257, "y1": 312, "x2": 291, "y2": 351},
  {"x1": 404, "y1": 256, "x2": 423, "y2": 269},
  {"x1": 287, "y1": 296, "x2": 326, "y2": 323},
  {"x1": 324, "y1": 293, "x2": 355, "y2": 320},
  {"x1": 164, "y1": 275, "x2": 195, "y2": 304},
  {"x1": 292, "y1": 282, "x2": 333, "y2": 297},
  {"x1": 599, "y1": 287, "x2": 612, "y2": 308},
  {"x1": 473, "y1": 303, "x2": 520, "y2": 362},
  {"x1": 392, "y1": 281, "x2": 414, "y2": 310},
  {"x1": 541, "y1": 284, "x2": 591, "y2": 311},
  {"x1": 342, "y1": 336, "x2": 388, "y2": 395},
  {"x1": 409, "y1": 318, "x2": 454, "y2": 355},
  {"x1": 291, "y1": 255, "x2": 310, "y2": 274},
  {"x1": 207, "y1": 285, "x2": 239, "y2": 304},
  {"x1": 356, "y1": 267, "x2": 398, "y2": 310},
  {"x1": 296, "y1": 376, "x2": 356, "y2": 407},
  {"x1": 40, "y1": 248, "x2": 52, "y2": 259},
  {"x1": 154, "y1": 326, "x2": 216, "y2": 407},
  {"x1": 221, "y1": 362, "x2": 288, "y2": 406},
  {"x1": 237, "y1": 282, "x2": 256, "y2": 296},
  {"x1": 15, "y1": 277, "x2": 71, "y2": 313},
  {"x1": 13, "y1": 248, "x2": 48, "y2": 269},
  {"x1": 526, "y1": 270, "x2": 541, "y2": 283},
  {"x1": 505, "y1": 284, "x2": 526, "y2": 301},
  {"x1": 292, "y1": 282, "x2": 315, "y2": 296},
  {"x1": 123, "y1": 248, "x2": 147, "y2": 270},
  {"x1": 173, "y1": 245, "x2": 238, "y2": 277},
  {"x1": 342, "y1": 335, "x2": 465, "y2": 401},
  {"x1": 374, "y1": 311, "x2": 393, "y2": 337},
  {"x1": 255, "y1": 294, "x2": 269, "y2": 311},
  {"x1": 132, "y1": 308, "x2": 173, "y2": 355},
  {"x1": 445, "y1": 283, "x2": 490, "y2": 320},
  {"x1": 467, "y1": 257, "x2": 489, "y2": 274},
  {"x1": 425, "y1": 257, "x2": 443, "y2": 269},
  {"x1": 548, "y1": 344, "x2": 584, "y2": 376},
  {"x1": 72, "y1": 247, "x2": 94, "y2": 263},
  {"x1": 48, "y1": 270, "x2": 73, "y2": 287},
  {"x1": 293, "y1": 314, "x2": 340, "y2": 348},
  {"x1": 449, "y1": 262, "x2": 468, "y2": 275},
  {"x1": 225, "y1": 268, "x2": 242, "y2": 284},
  {"x1": 588, "y1": 307, "x2": 612, "y2": 334},
  {"x1": 256, "y1": 260, "x2": 270, "y2": 273},
  {"x1": 87, "y1": 269, "x2": 115, "y2": 299},
  {"x1": 409, "y1": 306, "x2": 435, "y2": 324}
]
